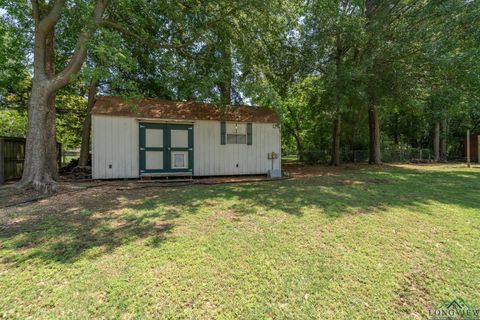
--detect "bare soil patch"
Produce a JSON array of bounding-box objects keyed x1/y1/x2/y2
[
  {"x1": 1, "y1": 163, "x2": 466, "y2": 210},
  {"x1": 0, "y1": 175, "x2": 272, "y2": 210}
]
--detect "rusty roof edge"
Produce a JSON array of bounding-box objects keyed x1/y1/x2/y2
[
  {"x1": 94, "y1": 96, "x2": 274, "y2": 111},
  {"x1": 92, "y1": 96, "x2": 278, "y2": 123}
]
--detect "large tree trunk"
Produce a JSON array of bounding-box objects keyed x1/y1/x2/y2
[
  {"x1": 330, "y1": 31, "x2": 343, "y2": 167},
  {"x1": 18, "y1": 0, "x2": 107, "y2": 192},
  {"x1": 433, "y1": 121, "x2": 440, "y2": 162},
  {"x1": 44, "y1": 29, "x2": 59, "y2": 180},
  {"x1": 440, "y1": 118, "x2": 448, "y2": 161},
  {"x1": 330, "y1": 113, "x2": 342, "y2": 166},
  {"x1": 365, "y1": 0, "x2": 382, "y2": 165},
  {"x1": 368, "y1": 107, "x2": 382, "y2": 164},
  {"x1": 45, "y1": 92, "x2": 58, "y2": 180},
  {"x1": 20, "y1": 28, "x2": 58, "y2": 192},
  {"x1": 78, "y1": 80, "x2": 97, "y2": 167},
  {"x1": 20, "y1": 86, "x2": 58, "y2": 192}
]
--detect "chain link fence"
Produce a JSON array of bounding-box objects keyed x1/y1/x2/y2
[{"x1": 285, "y1": 146, "x2": 442, "y2": 165}]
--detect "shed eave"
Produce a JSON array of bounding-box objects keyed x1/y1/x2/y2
[{"x1": 135, "y1": 117, "x2": 195, "y2": 124}]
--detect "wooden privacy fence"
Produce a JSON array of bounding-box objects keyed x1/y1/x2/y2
[
  {"x1": 0, "y1": 137, "x2": 61, "y2": 184},
  {"x1": 464, "y1": 134, "x2": 480, "y2": 163}
]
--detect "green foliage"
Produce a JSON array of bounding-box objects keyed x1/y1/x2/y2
[
  {"x1": 55, "y1": 93, "x2": 88, "y2": 148},
  {"x1": 267, "y1": 0, "x2": 480, "y2": 159},
  {"x1": 0, "y1": 91, "x2": 87, "y2": 148},
  {"x1": 0, "y1": 109, "x2": 27, "y2": 137},
  {"x1": 0, "y1": 0, "x2": 478, "y2": 157},
  {"x1": 1, "y1": 0, "x2": 290, "y2": 148},
  {"x1": 0, "y1": 12, "x2": 30, "y2": 110}
]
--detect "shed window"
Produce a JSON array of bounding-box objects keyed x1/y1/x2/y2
[{"x1": 226, "y1": 123, "x2": 247, "y2": 144}]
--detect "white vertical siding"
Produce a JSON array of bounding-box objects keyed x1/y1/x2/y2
[
  {"x1": 92, "y1": 115, "x2": 139, "y2": 179},
  {"x1": 193, "y1": 120, "x2": 281, "y2": 176},
  {"x1": 92, "y1": 116, "x2": 281, "y2": 179}
]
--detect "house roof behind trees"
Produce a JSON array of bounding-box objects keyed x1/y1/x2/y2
[{"x1": 91, "y1": 96, "x2": 278, "y2": 123}]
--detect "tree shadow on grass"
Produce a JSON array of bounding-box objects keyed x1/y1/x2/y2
[
  {"x1": 172, "y1": 166, "x2": 480, "y2": 219},
  {"x1": 0, "y1": 165, "x2": 479, "y2": 266},
  {"x1": 0, "y1": 204, "x2": 175, "y2": 265}
]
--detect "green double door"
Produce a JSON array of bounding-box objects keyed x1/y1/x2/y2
[{"x1": 139, "y1": 123, "x2": 193, "y2": 175}]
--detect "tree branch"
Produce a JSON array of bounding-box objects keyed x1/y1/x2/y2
[
  {"x1": 32, "y1": 0, "x2": 62, "y2": 78},
  {"x1": 31, "y1": 0, "x2": 40, "y2": 24},
  {"x1": 98, "y1": 20, "x2": 186, "y2": 49},
  {"x1": 37, "y1": 0, "x2": 63, "y2": 36},
  {"x1": 100, "y1": 5, "x2": 238, "y2": 51},
  {"x1": 51, "y1": 0, "x2": 108, "y2": 90}
]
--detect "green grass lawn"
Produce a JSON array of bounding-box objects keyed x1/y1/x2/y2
[
  {"x1": 281, "y1": 154, "x2": 299, "y2": 163},
  {"x1": 1, "y1": 165, "x2": 479, "y2": 319}
]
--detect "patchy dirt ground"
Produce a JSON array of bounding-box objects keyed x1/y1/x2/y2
[
  {"x1": 1, "y1": 163, "x2": 477, "y2": 211},
  {"x1": 0, "y1": 174, "x2": 276, "y2": 210}
]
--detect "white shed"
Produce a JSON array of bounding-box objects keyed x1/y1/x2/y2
[{"x1": 91, "y1": 96, "x2": 281, "y2": 179}]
